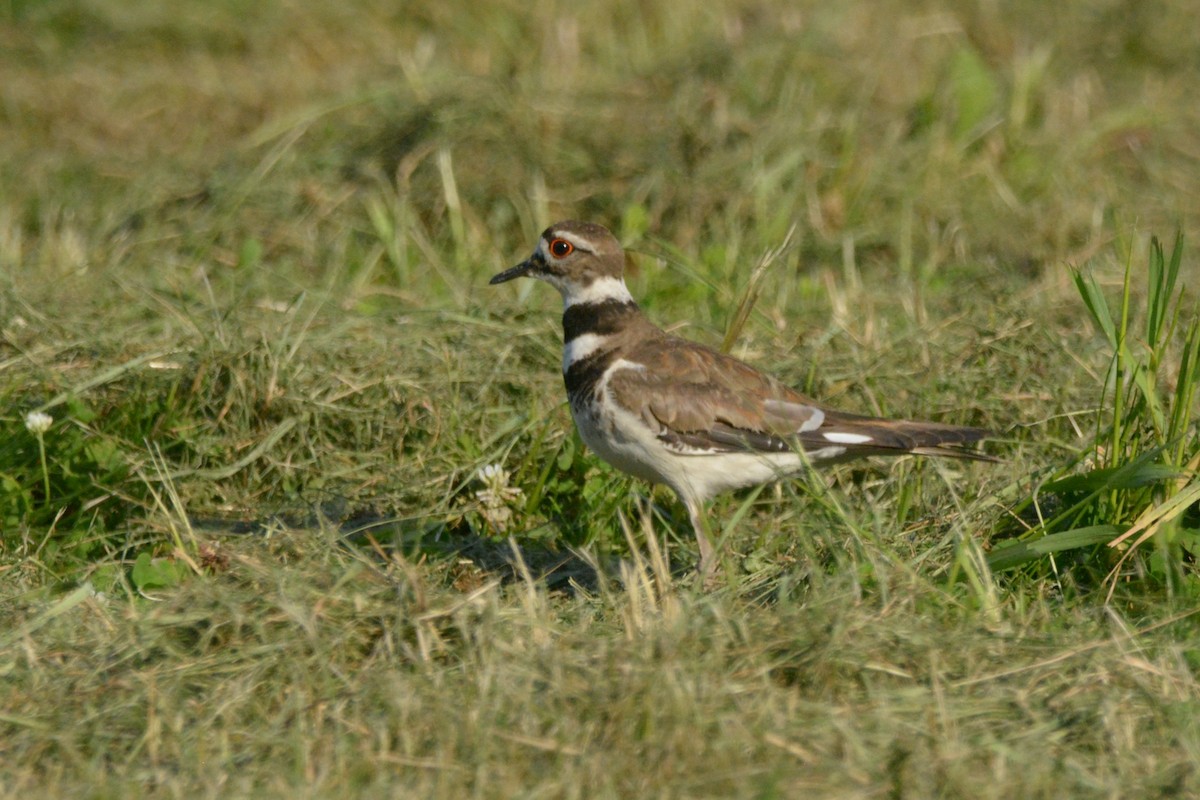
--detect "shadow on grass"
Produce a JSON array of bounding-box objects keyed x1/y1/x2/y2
[{"x1": 189, "y1": 502, "x2": 632, "y2": 594}]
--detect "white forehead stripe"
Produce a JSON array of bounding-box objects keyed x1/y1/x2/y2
[{"x1": 562, "y1": 276, "x2": 634, "y2": 309}]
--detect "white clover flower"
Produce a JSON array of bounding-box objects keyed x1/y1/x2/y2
[
  {"x1": 24, "y1": 411, "x2": 53, "y2": 434},
  {"x1": 474, "y1": 463, "x2": 524, "y2": 533},
  {"x1": 478, "y1": 463, "x2": 510, "y2": 491}
]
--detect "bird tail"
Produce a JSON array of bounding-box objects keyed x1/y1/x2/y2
[{"x1": 802, "y1": 414, "x2": 998, "y2": 462}]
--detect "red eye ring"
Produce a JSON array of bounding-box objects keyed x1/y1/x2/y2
[{"x1": 549, "y1": 238, "x2": 574, "y2": 258}]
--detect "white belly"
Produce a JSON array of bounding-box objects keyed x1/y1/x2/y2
[
  {"x1": 566, "y1": 357, "x2": 845, "y2": 505},
  {"x1": 571, "y1": 400, "x2": 670, "y2": 486},
  {"x1": 570, "y1": 396, "x2": 822, "y2": 504}
]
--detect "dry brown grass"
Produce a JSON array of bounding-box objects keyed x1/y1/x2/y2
[{"x1": 3, "y1": 0, "x2": 1200, "y2": 795}]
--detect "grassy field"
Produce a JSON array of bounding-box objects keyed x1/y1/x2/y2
[{"x1": 3, "y1": 0, "x2": 1200, "y2": 796}]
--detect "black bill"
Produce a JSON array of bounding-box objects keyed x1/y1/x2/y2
[{"x1": 489, "y1": 258, "x2": 537, "y2": 284}]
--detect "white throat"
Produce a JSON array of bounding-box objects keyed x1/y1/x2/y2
[{"x1": 560, "y1": 275, "x2": 634, "y2": 310}]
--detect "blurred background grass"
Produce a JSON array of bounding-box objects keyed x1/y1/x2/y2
[{"x1": 2, "y1": 0, "x2": 1200, "y2": 796}]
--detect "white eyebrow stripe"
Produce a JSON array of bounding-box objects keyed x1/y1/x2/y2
[
  {"x1": 549, "y1": 230, "x2": 595, "y2": 252},
  {"x1": 538, "y1": 230, "x2": 594, "y2": 260}
]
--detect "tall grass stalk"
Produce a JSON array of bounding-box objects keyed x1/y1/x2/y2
[{"x1": 990, "y1": 234, "x2": 1200, "y2": 593}]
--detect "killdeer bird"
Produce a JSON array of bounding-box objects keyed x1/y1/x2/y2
[{"x1": 491, "y1": 221, "x2": 992, "y2": 577}]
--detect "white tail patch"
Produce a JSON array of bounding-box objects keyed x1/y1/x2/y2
[
  {"x1": 805, "y1": 445, "x2": 846, "y2": 461},
  {"x1": 562, "y1": 276, "x2": 634, "y2": 309},
  {"x1": 822, "y1": 431, "x2": 873, "y2": 445},
  {"x1": 562, "y1": 333, "x2": 610, "y2": 372}
]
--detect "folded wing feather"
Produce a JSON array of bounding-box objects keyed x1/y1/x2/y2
[{"x1": 606, "y1": 338, "x2": 992, "y2": 460}]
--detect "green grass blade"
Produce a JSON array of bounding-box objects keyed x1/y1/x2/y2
[
  {"x1": 1127, "y1": 357, "x2": 1167, "y2": 436},
  {"x1": 1168, "y1": 319, "x2": 1200, "y2": 465},
  {"x1": 987, "y1": 526, "x2": 1123, "y2": 571},
  {"x1": 1072, "y1": 268, "x2": 1117, "y2": 346},
  {"x1": 1039, "y1": 454, "x2": 1180, "y2": 495},
  {"x1": 1146, "y1": 235, "x2": 1165, "y2": 347},
  {"x1": 1147, "y1": 232, "x2": 1185, "y2": 349}
]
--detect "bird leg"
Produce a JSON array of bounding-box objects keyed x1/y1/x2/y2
[{"x1": 686, "y1": 499, "x2": 718, "y2": 581}]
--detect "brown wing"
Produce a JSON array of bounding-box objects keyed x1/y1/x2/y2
[
  {"x1": 607, "y1": 338, "x2": 825, "y2": 455},
  {"x1": 608, "y1": 337, "x2": 993, "y2": 460}
]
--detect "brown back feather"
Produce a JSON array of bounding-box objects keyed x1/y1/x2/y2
[{"x1": 609, "y1": 333, "x2": 992, "y2": 459}]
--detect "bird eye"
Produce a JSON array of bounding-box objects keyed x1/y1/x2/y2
[{"x1": 549, "y1": 238, "x2": 574, "y2": 258}]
